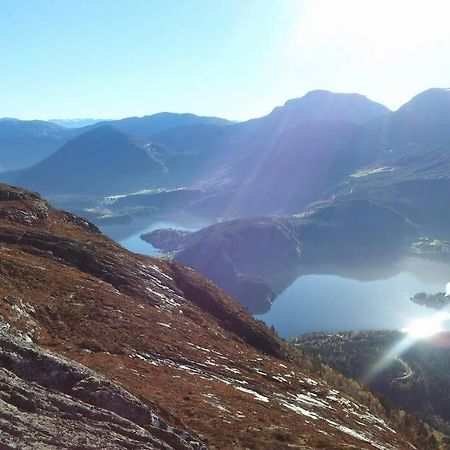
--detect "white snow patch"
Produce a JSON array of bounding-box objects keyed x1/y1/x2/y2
[
  {"x1": 146, "y1": 264, "x2": 173, "y2": 281},
  {"x1": 278, "y1": 397, "x2": 321, "y2": 420},
  {"x1": 187, "y1": 342, "x2": 211, "y2": 353},
  {"x1": 235, "y1": 386, "x2": 269, "y2": 403}
]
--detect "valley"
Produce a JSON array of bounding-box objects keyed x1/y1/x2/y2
[
  {"x1": 0, "y1": 183, "x2": 434, "y2": 449},
  {"x1": 2, "y1": 87, "x2": 450, "y2": 448},
  {"x1": 5, "y1": 2, "x2": 450, "y2": 447}
]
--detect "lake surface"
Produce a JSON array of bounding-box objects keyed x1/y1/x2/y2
[
  {"x1": 104, "y1": 220, "x2": 450, "y2": 339},
  {"x1": 255, "y1": 265, "x2": 449, "y2": 338}
]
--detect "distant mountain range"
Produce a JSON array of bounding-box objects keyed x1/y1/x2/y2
[
  {"x1": 0, "y1": 112, "x2": 233, "y2": 172},
  {"x1": 0, "y1": 119, "x2": 77, "y2": 171},
  {"x1": 49, "y1": 118, "x2": 105, "y2": 128},
  {"x1": 1, "y1": 89, "x2": 393, "y2": 196}
]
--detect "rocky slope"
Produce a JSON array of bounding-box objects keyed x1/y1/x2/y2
[
  {"x1": 0, "y1": 183, "x2": 433, "y2": 449},
  {"x1": 0, "y1": 331, "x2": 200, "y2": 449}
]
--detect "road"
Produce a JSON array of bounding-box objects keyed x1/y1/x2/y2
[{"x1": 395, "y1": 357, "x2": 413, "y2": 381}]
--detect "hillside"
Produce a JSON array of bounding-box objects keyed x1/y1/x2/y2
[
  {"x1": 8, "y1": 126, "x2": 169, "y2": 195},
  {"x1": 294, "y1": 330, "x2": 450, "y2": 442},
  {"x1": 0, "y1": 183, "x2": 435, "y2": 449}
]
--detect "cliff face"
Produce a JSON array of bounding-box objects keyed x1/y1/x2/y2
[{"x1": 0, "y1": 183, "x2": 429, "y2": 449}]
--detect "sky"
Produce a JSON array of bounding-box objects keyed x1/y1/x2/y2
[{"x1": 1, "y1": 0, "x2": 450, "y2": 121}]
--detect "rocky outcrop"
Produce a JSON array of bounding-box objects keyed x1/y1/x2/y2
[
  {"x1": 141, "y1": 228, "x2": 192, "y2": 253},
  {"x1": 0, "y1": 331, "x2": 201, "y2": 449}
]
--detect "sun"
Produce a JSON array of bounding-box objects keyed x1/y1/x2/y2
[{"x1": 402, "y1": 311, "x2": 450, "y2": 338}]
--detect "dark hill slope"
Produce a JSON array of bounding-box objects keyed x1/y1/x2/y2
[
  {"x1": 352, "y1": 88, "x2": 450, "y2": 164},
  {"x1": 0, "y1": 183, "x2": 430, "y2": 449},
  {"x1": 9, "y1": 126, "x2": 168, "y2": 195},
  {"x1": 0, "y1": 119, "x2": 76, "y2": 170}
]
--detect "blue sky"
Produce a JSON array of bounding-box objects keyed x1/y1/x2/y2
[{"x1": 1, "y1": 0, "x2": 450, "y2": 120}]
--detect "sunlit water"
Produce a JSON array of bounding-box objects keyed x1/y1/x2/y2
[{"x1": 255, "y1": 270, "x2": 449, "y2": 338}]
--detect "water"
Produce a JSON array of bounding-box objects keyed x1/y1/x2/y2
[
  {"x1": 256, "y1": 265, "x2": 449, "y2": 338},
  {"x1": 101, "y1": 217, "x2": 209, "y2": 256}
]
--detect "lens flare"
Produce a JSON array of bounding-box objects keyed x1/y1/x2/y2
[
  {"x1": 364, "y1": 308, "x2": 450, "y2": 383},
  {"x1": 402, "y1": 312, "x2": 450, "y2": 338}
]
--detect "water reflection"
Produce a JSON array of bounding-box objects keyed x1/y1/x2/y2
[{"x1": 256, "y1": 259, "x2": 450, "y2": 338}]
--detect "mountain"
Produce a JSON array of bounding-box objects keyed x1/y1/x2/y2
[
  {"x1": 50, "y1": 118, "x2": 105, "y2": 128},
  {"x1": 93, "y1": 112, "x2": 233, "y2": 138},
  {"x1": 247, "y1": 90, "x2": 390, "y2": 132},
  {"x1": 294, "y1": 330, "x2": 450, "y2": 441},
  {"x1": 0, "y1": 183, "x2": 435, "y2": 449},
  {"x1": 107, "y1": 91, "x2": 392, "y2": 218},
  {"x1": 0, "y1": 112, "x2": 232, "y2": 177},
  {"x1": 200, "y1": 89, "x2": 447, "y2": 216},
  {"x1": 8, "y1": 126, "x2": 169, "y2": 195},
  {"x1": 348, "y1": 88, "x2": 450, "y2": 165},
  {"x1": 0, "y1": 119, "x2": 76, "y2": 170},
  {"x1": 174, "y1": 89, "x2": 450, "y2": 218},
  {"x1": 211, "y1": 120, "x2": 361, "y2": 215},
  {"x1": 378, "y1": 88, "x2": 450, "y2": 148}
]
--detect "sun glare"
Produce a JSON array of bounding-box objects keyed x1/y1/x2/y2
[
  {"x1": 402, "y1": 311, "x2": 450, "y2": 338},
  {"x1": 296, "y1": 0, "x2": 450, "y2": 63}
]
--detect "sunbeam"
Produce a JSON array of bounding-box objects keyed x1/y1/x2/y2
[{"x1": 364, "y1": 307, "x2": 450, "y2": 383}]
